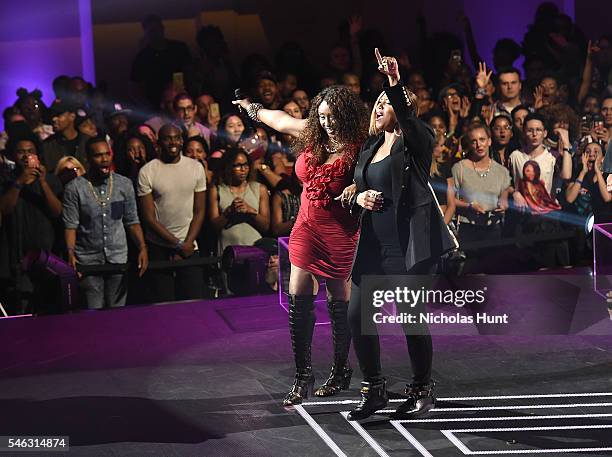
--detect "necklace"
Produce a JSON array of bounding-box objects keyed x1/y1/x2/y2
[
  {"x1": 324, "y1": 139, "x2": 344, "y2": 154},
  {"x1": 87, "y1": 173, "x2": 113, "y2": 206},
  {"x1": 472, "y1": 157, "x2": 492, "y2": 178}
]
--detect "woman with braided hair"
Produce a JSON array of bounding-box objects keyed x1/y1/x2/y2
[{"x1": 234, "y1": 85, "x2": 368, "y2": 406}]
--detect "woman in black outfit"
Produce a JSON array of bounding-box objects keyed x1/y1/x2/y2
[{"x1": 343, "y1": 50, "x2": 458, "y2": 421}]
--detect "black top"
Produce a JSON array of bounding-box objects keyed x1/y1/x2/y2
[
  {"x1": 352, "y1": 82, "x2": 457, "y2": 275},
  {"x1": 571, "y1": 167, "x2": 612, "y2": 222},
  {"x1": 364, "y1": 154, "x2": 400, "y2": 248},
  {"x1": 0, "y1": 170, "x2": 62, "y2": 279}
]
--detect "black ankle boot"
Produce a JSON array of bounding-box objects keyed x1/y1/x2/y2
[
  {"x1": 315, "y1": 365, "x2": 352, "y2": 397},
  {"x1": 315, "y1": 299, "x2": 352, "y2": 397},
  {"x1": 347, "y1": 379, "x2": 388, "y2": 421},
  {"x1": 283, "y1": 294, "x2": 317, "y2": 406},
  {"x1": 394, "y1": 380, "x2": 436, "y2": 417},
  {"x1": 283, "y1": 369, "x2": 315, "y2": 406}
]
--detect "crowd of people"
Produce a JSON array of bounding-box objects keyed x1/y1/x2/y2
[{"x1": 1, "y1": 3, "x2": 612, "y2": 315}]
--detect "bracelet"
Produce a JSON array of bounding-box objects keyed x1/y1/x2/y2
[
  {"x1": 246, "y1": 103, "x2": 264, "y2": 122},
  {"x1": 575, "y1": 179, "x2": 583, "y2": 185},
  {"x1": 174, "y1": 240, "x2": 184, "y2": 252}
]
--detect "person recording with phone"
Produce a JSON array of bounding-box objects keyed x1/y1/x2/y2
[
  {"x1": 0, "y1": 134, "x2": 63, "y2": 314},
  {"x1": 343, "y1": 50, "x2": 457, "y2": 421}
]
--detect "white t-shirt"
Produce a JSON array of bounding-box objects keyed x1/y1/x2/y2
[
  {"x1": 509, "y1": 148, "x2": 557, "y2": 194},
  {"x1": 137, "y1": 156, "x2": 206, "y2": 247}
]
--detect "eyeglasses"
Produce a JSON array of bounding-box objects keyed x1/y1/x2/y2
[
  {"x1": 232, "y1": 163, "x2": 250, "y2": 170},
  {"x1": 525, "y1": 128, "x2": 545, "y2": 134},
  {"x1": 446, "y1": 92, "x2": 459, "y2": 98},
  {"x1": 493, "y1": 125, "x2": 512, "y2": 131},
  {"x1": 177, "y1": 106, "x2": 195, "y2": 113}
]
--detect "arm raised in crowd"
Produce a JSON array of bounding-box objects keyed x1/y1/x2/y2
[
  {"x1": 233, "y1": 99, "x2": 307, "y2": 137},
  {"x1": 577, "y1": 41, "x2": 599, "y2": 106}
]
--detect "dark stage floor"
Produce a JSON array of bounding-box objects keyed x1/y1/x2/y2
[{"x1": 1, "y1": 285, "x2": 612, "y2": 456}]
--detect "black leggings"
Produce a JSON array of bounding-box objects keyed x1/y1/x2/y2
[{"x1": 348, "y1": 253, "x2": 437, "y2": 384}]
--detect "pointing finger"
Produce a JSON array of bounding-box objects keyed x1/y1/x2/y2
[{"x1": 375, "y1": 47, "x2": 383, "y2": 65}]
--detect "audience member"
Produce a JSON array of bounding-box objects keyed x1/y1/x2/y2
[
  {"x1": 42, "y1": 100, "x2": 90, "y2": 171},
  {"x1": 452, "y1": 123, "x2": 512, "y2": 244},
  {"x1": 14, "y1": 89, "x2": 53, "y2": 141},
  {"x1": 130, "y1": 14, "x2": 192, "y2": 108},
  {"x1": 173, "y1": 92, "x2": 212, "y2": 149},
  {"x1": 55, "y1": 155, "x2": 86, "y2": 186},
  {"x1": 0, "y1": 135, "x2": 63, "y2": 314},
  {"x1": 208, "y1": 148, "x2": 270, "y2": 253},
  {"x1": 63, "y1": 137, "x2": 148, "y2": 309},
  {"x1": 291, "y1": 89, "x2": 311, "y2": 118},
  {"x1": 137, "y1": 124, "x2": 206, "y2": 302},
  {"x1": 510, "y1": 113, "x2": 561, "y2": 204},
  {"x1": 430, "y1": 134, "x2": 456, "y2": 224},
  {"x1": 270, "y1": 172, "x2": 301, "y2": 237}
]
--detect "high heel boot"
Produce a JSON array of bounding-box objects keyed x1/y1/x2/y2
[
  {"x1": 315, "y1": 299, "x2": 352, "y2": 396},
  {"x1": 346, "y1": 378, "x2": 388, "y2": 421},
  {"x1": 283, "y1": 294, "x2": 316, "y2": 406}
]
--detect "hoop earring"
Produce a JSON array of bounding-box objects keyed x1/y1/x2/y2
[{"x1": 393, "y1": 126, "x2": 402, "y2": 137}]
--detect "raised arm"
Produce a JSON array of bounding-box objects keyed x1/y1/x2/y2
[
  {"x1": 577, "y1": 41, "x2": 599, "y2": 105},
  {"x1": 375, "y1": 48, "x2": 434, "y2": 159},
  {"x1": 233, "y1": 99, "x2": 307, "y2": 137}
]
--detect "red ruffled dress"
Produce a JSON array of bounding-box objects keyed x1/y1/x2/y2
[{"x1": 289, "y1": 146, "x2": 360, "y2": 279}]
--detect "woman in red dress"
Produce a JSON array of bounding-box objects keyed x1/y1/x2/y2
[{"x1": 235, "y1": 86, "x2": 368, "y2": 405}]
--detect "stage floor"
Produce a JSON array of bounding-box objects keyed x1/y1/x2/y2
[{"x1": 1, "y1": 292, "x2": 612, "y2": 456}]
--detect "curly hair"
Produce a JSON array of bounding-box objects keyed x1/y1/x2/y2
[{"x1": 292, "y1": 85, "x2": 368, "y2": 166}]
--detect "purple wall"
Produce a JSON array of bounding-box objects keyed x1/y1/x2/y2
[
  {"x1": 462, "y1": 0, "x2": 574, "y2": 74},
  {"x1": 0, "y1": 0, "x2": 94, "y2": 127}
]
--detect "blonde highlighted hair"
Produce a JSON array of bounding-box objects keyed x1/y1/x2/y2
[
  {"x1": 54, "y1": 155, "x2": 86, "y2": 176},
  {"x1": 368, "y1": 87, "x2": 419, "y2": 136}
]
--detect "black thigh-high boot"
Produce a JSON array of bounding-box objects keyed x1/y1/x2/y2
[
  {"x1": 283, "y1": 294, "x2": 316, "y2": 406},
  {"x1": 315, "y1": 298, "x2": 352, "y2": 396}
]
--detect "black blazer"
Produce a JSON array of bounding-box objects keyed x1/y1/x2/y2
[{"x1": 351, "y1": 82, "x2": 458, "y2": 276}]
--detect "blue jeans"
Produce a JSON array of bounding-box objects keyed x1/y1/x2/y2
[{"x1": 80, "y1": 272, "x2": 127, "y2": 309}]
